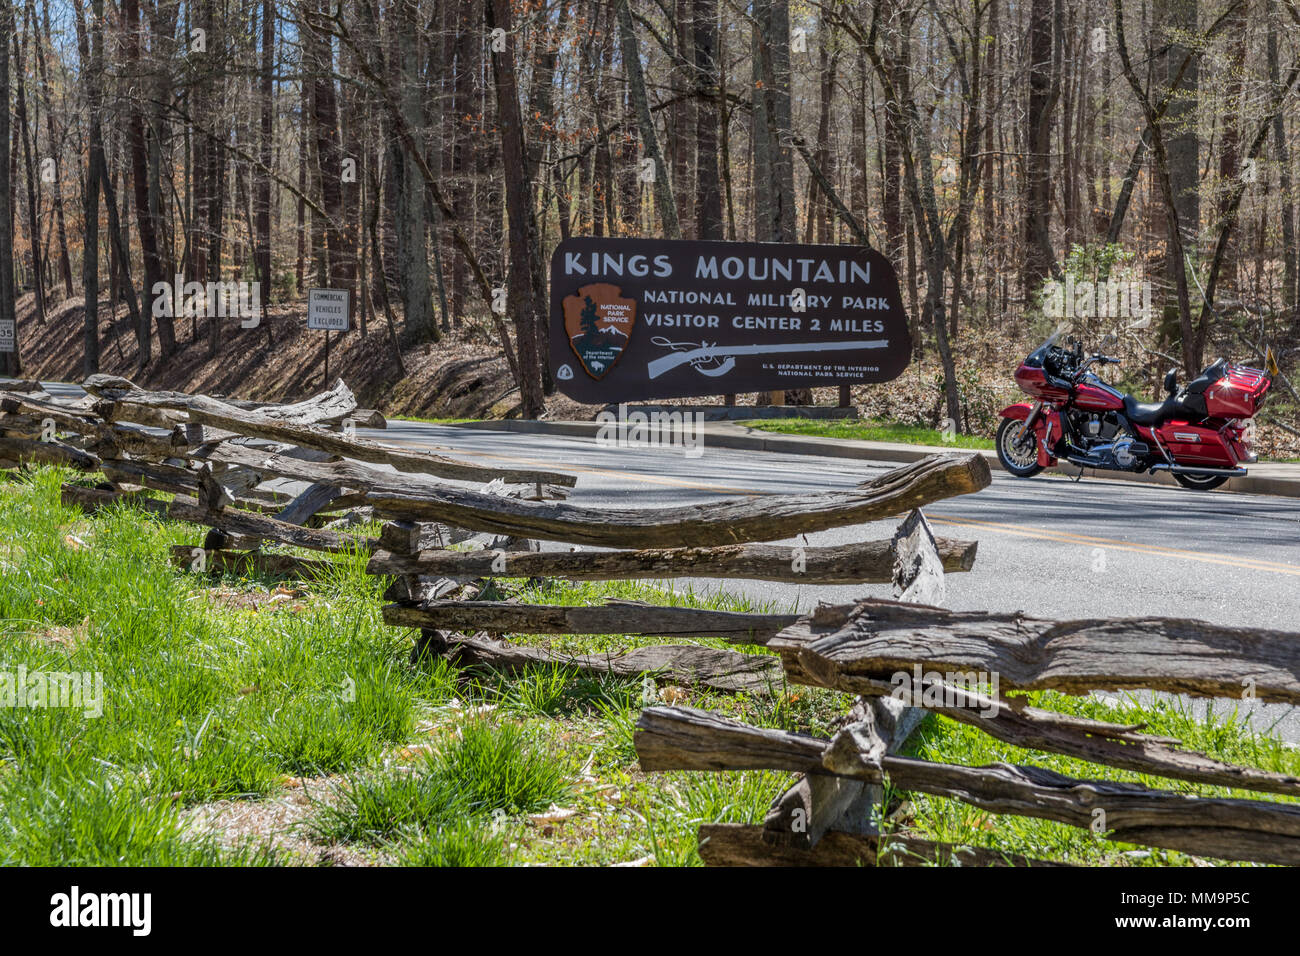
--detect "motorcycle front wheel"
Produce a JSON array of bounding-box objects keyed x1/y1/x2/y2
[{"x1": 996, "y1": 417, "x2": 1044, "y2": 477}]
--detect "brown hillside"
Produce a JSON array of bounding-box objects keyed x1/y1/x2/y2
[{"x1": 11, "y1": 293, "x2": 528, "y2": 419}]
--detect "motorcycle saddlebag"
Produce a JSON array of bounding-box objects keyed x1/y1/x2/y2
[
  {"x1": 1153, "y1": 421, "x2": 1237, "y2": 467},
  {"x1": 1205, "y1": 366, "x2": 1270, "y2": 419}
]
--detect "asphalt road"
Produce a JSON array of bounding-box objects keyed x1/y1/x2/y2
[
  {"x1": 376, "y1": 418, "x2": 1300, "y2": 741},
  {"x1": 23, "y1": 380, "x2": 1300, "y2": 740},
  {"x1": 377, "y1": 420, "x2": 1300, "y2": 622}
]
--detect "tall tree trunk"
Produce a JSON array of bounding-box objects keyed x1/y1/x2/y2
[
  {"x1": 394, "y1": 0, "x2": 435, "y2": 342},
  {"x1": 852, "y1": 51, "x2": 869, "y2": 234},
  {"x1": 190, "y1": 0, "x2": 211, "y2": 285},
  {"x1": 1022, "y1": 0, "x2": 1060, "y2": 298},
  {"x1": 881, "y1": 6, "x2": 904, "y2": 266},
  {"x1": 295, "y1": 79, "x2": 308, "y2": 295},
  {"x1": 75, "y1": 0, "x2": 102, "y2": 374},
  {"x1": 255, "y1": 0, "x2": 274, "y2": 317},
  {"x1": 1216, "y1": 5, "x2": 1247, "y2": 291},
  {"x1": 810, "y1": 36, "x2": 839, "y2": 243},
  {"x1": 99, "y1": 126, "x2": 143, "y2": 360},
  {"x1": 525, "y1": 0, "x2": 567, "y2": 393},
  {"x1": 34, "y1": 0, "x2": 73, "y2": 298},
  {"x1": 125, "y1": 0, "x2": 162, "y2": 362},
  {"x1": 692, "y1": 0, "x2": 723, "y2": 239},
  {"x1": 670, "y1": 0, "x2": 695, "y2": 237},
  {"x1": 615, "y1": 0, "x2": 680, "y2": 238},
  {"x1": 488, "y1": 0, "x2": 544, "y2": 416},
  {"x1": 982, "y1": 0, "x2": 998, "y2": 318},
  {"x1": 1156, "y1": 0, "x2": 1200, "y2": 323},
  {"x1": 307, "y1": 0, "x2": 351, "y2": 296},
  {"x1": 1269, "y1": 0, "x2": 1297, "y2": 318},
  {"x1": 751, "y1": 0, "x2": 795, "y2": 243},
  {"x1": 13, "y1": 23, "x2": 45, "y2": 326},
  {"x1": 0, "y1": 0, "x2": 15, "y2": 376}
]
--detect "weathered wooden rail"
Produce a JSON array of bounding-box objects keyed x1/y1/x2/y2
[
  {"x1": 632, "y1": 525, "x2": 1300, "y2": 866},
  {"x1": 0, "y1": 376, "x2": 563, "y2": 577},
  {"x1": 0, "y1": 377, "x2": 984, "y2": 704},
  {"x1": 16, "y1": 376, "x2": 1294, "y2": 866}
]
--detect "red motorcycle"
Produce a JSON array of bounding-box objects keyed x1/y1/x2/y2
[{"x1": 996, "y1": 332, "x2": 1271, "y2": 491}]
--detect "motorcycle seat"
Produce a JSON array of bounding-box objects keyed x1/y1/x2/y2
[
  {"x1": 1185, "y1": 359, "x2": 1228, "y2": 395},
  {"x1": 1123, "y1": 394, "x2": 1183, "y2": 425}
]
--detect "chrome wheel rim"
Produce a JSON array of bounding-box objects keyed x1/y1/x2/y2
[{"x1": 1000, "y1": 421, "x2": 1038, "y2": 469}]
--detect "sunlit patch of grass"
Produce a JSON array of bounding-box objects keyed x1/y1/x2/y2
[
  {"x1": 0, "y1": 770, "x2": 280, "y2": 866},
  {"x1": 643, "y1": 770, "x2": 795, "y2": 867},
  {"x1": 307, "y1": 770, "x2": 466, "y2": 846},
  {"x1": 898, "y1": 691, "x2": 1300, "y2": 864},
  {"x1": 307, "y1": 717, "x2": 568, "y2": 853},
  {"x1": 393, "y1": 818, "x2": 508, "y2": 867},
  {"x1": 433, "y1": 718, "x2": 572, "y2": 815},
  {"x1": 746, "y1": 417, "x2": 995, "y2": 449}
]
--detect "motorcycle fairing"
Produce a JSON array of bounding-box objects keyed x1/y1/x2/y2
[{"x1": 1000, "y1": 401, "x2": 1061, "y2": 467}]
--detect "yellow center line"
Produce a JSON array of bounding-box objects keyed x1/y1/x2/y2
[{"x1": 927, "y1": 512, "x2": 1300, "y2": 577}]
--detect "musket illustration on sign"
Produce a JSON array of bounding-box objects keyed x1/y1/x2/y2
[{"x1": 647, "y1": 339, "x2": 890, "y2": 379}]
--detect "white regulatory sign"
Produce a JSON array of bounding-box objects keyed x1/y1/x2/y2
[
  {"x1": 307, "y1": 289, "x2": 350, "y2": 331},
  {"x1": 0, "y1": 320, "x2": 14, "y2": 353}
]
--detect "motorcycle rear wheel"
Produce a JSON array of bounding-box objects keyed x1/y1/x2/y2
[
  {"x1": 996, "y1": 417, "x2": 1044, "y2": 478},
  {"x1": 1172, "y1": 472, "x2": 1229, "y2": 491}
]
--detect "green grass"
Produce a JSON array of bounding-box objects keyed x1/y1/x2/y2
[
  {"x1": 899, "y1": 691, "x2": 1300, "y2": 865},
  {"x1": 388, "y1": 415, "x2": 483, "y2": 425},
  {"x1": 2, "y1": 464, "x2": 1297, "y2": 866},
  {"x1": 395, "y1": 819, "x2": 508, "y2": 867},
  {"x1": 0, "y1": 468, "x2": 443, "y2": 864},
  {"x1": 744, "y1": 417, "x2": 996, "y2": 449}
]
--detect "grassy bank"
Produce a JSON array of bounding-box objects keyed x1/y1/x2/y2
[
  {"x1": 0, "y1": 467, "x2": 1294, "y2": 866},
  {"x1": 745, "y1": 417, "x2": 996, "y2": 450}
]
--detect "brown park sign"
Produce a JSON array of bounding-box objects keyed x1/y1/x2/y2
[{"x1": 549, "y1": 237, "x2": 911, "y2": 403}]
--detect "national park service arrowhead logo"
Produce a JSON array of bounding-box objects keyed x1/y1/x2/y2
[{"x1": 563, "y1": 283, "x2": 636, "y2": 380}]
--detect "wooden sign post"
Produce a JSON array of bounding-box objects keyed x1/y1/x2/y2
[{"x1": 549, "y1": 237, "x2": 911, "y2": 405}]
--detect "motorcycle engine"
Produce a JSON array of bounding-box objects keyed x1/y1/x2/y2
[
  {"x1": 1111, "y1": 438, "x2": 1139, "y2": 469},
  {"x1": 1070, "y1": 410, "x2": 1120, "y2": 441},
  {"x1": 1088, "y1": 437, "x2": 1150, "y2": 471},
  {"x1": 1068, "y1": 411, "x2": 1148, "y2": 470}
]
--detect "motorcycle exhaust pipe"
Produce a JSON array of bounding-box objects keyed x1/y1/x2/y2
[
  {"x1": 1150, "y1": 463, "x2": 1247, "y2": 478},
  {"x1": 1065, "y1": 455, "x2": 1104, "y2": 469}
]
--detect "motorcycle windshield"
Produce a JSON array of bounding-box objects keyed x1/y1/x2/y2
[{"x1": 1024, "y1": 331, "x2": 1063, "y2": 368}]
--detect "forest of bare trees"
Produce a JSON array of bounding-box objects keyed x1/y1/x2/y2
[{"x1": 0, "y1": 0, "x2": 1297, "y2": 426}]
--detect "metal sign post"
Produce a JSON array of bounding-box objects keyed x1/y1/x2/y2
[{"x1": 307, "y1": 289, "x2": 350, "y2": 385}]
